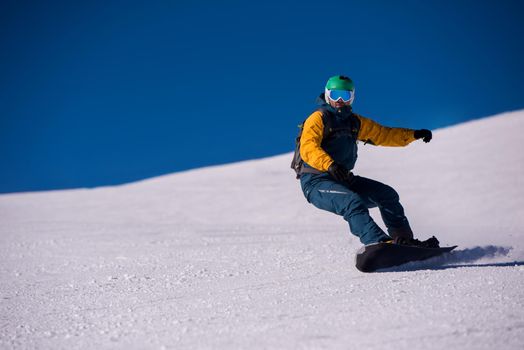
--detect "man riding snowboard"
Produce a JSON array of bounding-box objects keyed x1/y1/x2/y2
[{"x1": 296, "y1": 75, "x2": 437, "y2": 247}]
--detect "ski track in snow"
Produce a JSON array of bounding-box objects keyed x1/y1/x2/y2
[{"x1": 1, "y1": 111, "x2": 524, "y2": 349}]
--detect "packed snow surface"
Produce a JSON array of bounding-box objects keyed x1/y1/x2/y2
[{"x1": 1, "y1": 110, "x2": 524, "y2": 349}]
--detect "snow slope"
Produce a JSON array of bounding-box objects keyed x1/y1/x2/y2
[{"x1": 1, "y1": 110, "x2": 523, "y2": 349}]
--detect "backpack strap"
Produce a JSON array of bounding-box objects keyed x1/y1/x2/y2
[{"x1": 317, "y1": 107, "x2": 333, "y2": 139}]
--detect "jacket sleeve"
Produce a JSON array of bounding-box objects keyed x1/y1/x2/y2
[
  {"x1": 299, "y1": 111, "x2": 334, "y2": 172},
  {"x1": 356, "y1": 114, "x2": 416, "y2": 147}
]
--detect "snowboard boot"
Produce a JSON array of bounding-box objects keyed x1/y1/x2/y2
[{"x1": 388, "y1": 227, "x2": 414, "y2": 240}]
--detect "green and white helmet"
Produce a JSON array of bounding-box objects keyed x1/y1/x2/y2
[{"x1": 324, "y1": 75, "x2": 355, "y2": 105}]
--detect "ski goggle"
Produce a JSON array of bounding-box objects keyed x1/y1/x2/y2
[{"x1": 328, "y1": 89, "x2": 354, "y2": 102}]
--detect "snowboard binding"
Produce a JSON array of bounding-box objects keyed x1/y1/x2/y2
[{"x1": 393, "y1": 235, "x2": 440, "y2": 249}]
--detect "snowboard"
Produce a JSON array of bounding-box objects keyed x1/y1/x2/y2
[{"x1": 355, "y1": 242, "x2": 457, "y2": 272}]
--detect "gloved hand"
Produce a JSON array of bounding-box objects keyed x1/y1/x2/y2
[
  {"x1": 414, "y1": 129, "x2": 432, "y2": 143},
  {"x1": 328, "y1": 162, "x2": 353, "y2": 183}
]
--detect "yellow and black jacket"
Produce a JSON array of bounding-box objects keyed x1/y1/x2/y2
[{"x1": 300, "y1": 104, "x2": 416, "y2": 174}]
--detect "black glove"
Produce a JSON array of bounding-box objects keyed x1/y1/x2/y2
[
  {"x1": 328, "y1": 162, "x2": 353, "y2": 183},
  {"x1": 414, "y1": 129, "x2": 432, "y2": 143}
]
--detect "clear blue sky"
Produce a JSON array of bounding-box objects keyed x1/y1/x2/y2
[{"x1": 1, "y1": 0, "x2": 524, "y2": 193}]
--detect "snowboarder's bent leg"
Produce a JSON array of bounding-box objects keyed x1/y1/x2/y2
[
  {"x1": 301, "y1": 176, "x2": 390, "y2": 245},
  {"x1": 350, "y1": 176, "x2": 413, "y2": 239}
]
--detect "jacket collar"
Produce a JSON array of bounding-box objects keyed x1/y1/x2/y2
[{"x1": 316, "y1": 93, "x2": 353, "y2": 116}]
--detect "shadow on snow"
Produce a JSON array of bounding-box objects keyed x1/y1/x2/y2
[{"x1": 377, "y1": 245, "x2": 524, "y2": 272}]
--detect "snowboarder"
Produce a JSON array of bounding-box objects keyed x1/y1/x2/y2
[{"x1": 296, "y1": 75, "x2": 436, "y2": 247}]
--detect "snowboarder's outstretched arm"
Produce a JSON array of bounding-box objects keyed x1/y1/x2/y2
[{"x1": 355, "y1": 114, "x2": 420, "y2": 147}]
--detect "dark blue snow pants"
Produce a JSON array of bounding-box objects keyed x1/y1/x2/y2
[{"x1": 300, "y1": 174, "x2": 413, "y2": 245}]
